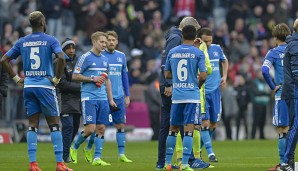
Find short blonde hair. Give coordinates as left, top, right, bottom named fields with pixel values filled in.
left=29, top=11, right=44, bottom=28
left=179, top=17, right=201, bottom=31
left=91, top=31, right=108, bottom=42
left=106, top=30, right=118, bottom=39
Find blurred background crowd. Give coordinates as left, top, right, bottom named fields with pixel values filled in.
left=0, top=0, right=298, bottom=141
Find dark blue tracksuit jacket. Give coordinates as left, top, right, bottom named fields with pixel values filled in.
left=157, top=27, right=182, bottom=166
left=159, top=27, right=182, bottom=86
left=281, top=32, right=298, bottom=164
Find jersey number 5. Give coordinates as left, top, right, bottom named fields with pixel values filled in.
left=177, top=59, right=188, bottom=81
left=30, top=47, right=41, bottom=69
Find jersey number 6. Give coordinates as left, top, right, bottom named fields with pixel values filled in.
left=177, top=59, right=188, bottom=81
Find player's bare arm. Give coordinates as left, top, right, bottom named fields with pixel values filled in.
left=0, top=54, right=24, bottom=86
left=220, top=59, right=229, bottom=87
left=164, top=70, right=172, bottom=79
left=51, top=52, right=66, bottom=86
left=199, top=72, right=207, bottom=89
left=105, top=78, right=117, bottom=107
left=124, top=96, right=130, bottom=108
left=54, top=52, right=66, bottom=79
left=72, top=73, right=105, bottom=83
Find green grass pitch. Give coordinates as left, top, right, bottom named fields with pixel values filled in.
left=0, top=140, right=294, bottom=171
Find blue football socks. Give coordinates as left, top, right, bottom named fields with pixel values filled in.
left=165, top=132, right=177, bottom=165
left=117, top=129, right=126, bottom=156
left=94, top=135, right=104, bottom=159
left=27, top=127, right=38, bottom=162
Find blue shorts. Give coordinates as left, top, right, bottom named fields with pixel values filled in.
left=203, top=87, right=222, bottom=122
left=272, top=99, right=289, bottom=127
left=24, top=87, right=59, bottom=117
left=111, top=97, right=126, bottom=124
left=82, top=100, right=111, bottom=125
left=170, top=103, right=201, bottom=126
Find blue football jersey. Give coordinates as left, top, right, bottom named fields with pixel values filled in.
left=5, top=32, right=62, bottom=88
left=73, top=51, right=109, bottom=100
left=205, top=44, right=226, bottom=93
left=263, top=44, right=287, bottom=99
left=165, top=44, right=206, bottom=103
left=102, top=50, right=127, bottom=99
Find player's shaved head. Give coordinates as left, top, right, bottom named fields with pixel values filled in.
left=293, top=18, right=298, bottom=32
left=179, top=17, right=201, bottom=31
left=29, top=11, right=45, bottom=28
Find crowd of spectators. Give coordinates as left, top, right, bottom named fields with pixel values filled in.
left=1, top=0, right=298, bottom=139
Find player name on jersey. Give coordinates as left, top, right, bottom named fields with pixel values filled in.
left=109, top=71, right=121, bottom=76
left=173, top=83, right=195, bottom=88
left=23, top=41, right=47, bottom=47
left=171, top=53, right=195, bottom=58
left=26, top=71, right=47, bottom=76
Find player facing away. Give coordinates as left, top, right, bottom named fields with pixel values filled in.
left=261, top=23, right=291, bottom=171
left=163, top=25, right=207, bottom=171
left=198, top=27, right=228, bottom=162
left=70, top=31, right=117, bottom=166
left=84, top=30, right=132, bottom=163
left=174, top=40, right=213, bottom=168
left=0, top=11, right=72, bottom=171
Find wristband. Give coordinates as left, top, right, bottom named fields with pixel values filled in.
left=12, top=75, right=21, bottom=83
left=52, top=77, right=61, bottom=84
left=91, top=75, right=94, bottom=82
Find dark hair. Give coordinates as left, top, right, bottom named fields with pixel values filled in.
left=272, top=23, right=291, bottom=42
left=182, top=25, right=197, bottom=40
left=29, top=11, right=44, bottom=28
left=198, top=27, right=213, bottom=38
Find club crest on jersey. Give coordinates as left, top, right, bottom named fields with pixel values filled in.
left=213, top=51, right=219, bottom=57
left=117, top=57, right=122, bottom=63
left=103, top=61, right=107, bottom=66
left=75, top=67, right=81, bottom=73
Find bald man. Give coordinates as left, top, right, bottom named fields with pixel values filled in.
left=280, top=18, right=298, bottom=171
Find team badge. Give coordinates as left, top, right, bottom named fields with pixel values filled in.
left=75, top=67, right=81, bottom=73
left=213, top=51, right=219, bottom=57
left=103, top=61, right=107, bottom=66
left=117, top=57, right=122, bottom=63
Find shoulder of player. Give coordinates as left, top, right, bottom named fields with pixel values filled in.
left=265, top=48, right=280, bottom=59
left=114, top=50, right=125, bottom=56
left=42, top=33, right=60, bottom=43
left=209, top=44, right=222, bottom=49
left=77, top=51, right=92, bottom=62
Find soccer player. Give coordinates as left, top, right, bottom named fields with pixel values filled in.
left=156, top=16, right=209, bottom=170
left=84, top=30, right=132, bottom=163
left=199, top=27, right=229, bottom=162
left=262, top=23, right=291, bottom=171
left=0, top=11, right=72, bottom=171
left=69, top=31, right=117, bottom=166
left=175, top=40, right=213, bottom=165
left=163, top=25, right=207, bottom=171
left=280, top=18, right=298, bottom=171
left=57, top=38, right=81, bottom=163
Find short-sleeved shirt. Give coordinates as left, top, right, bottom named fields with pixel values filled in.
left=6, top=32, right=62, bottom=89
left=205, top=44, right=226, bottom=94
left=73, top=51, right=109, bottom=100
left=102, top=50, right=128, bottom=99
left=165, top=44, right=206, bottom=103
